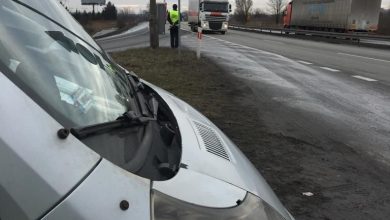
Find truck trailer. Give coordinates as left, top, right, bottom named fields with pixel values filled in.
left=188, top=0, right=231, bottom=34
left=283, top=0, right=382, bottom=32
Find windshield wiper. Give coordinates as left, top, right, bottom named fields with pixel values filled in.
left=116, top=66, right=147, bottom=114
left=66, top=111, right=155, bottom=139
left=117, top=67, right=158, bottom=119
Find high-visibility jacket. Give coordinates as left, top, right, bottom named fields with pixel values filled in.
left=169, top=10, right=179, bottom=25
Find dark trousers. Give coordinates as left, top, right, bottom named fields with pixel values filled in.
left=170, top=26, right=179, bottom=48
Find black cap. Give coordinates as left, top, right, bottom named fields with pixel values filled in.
left=173, top=4, right=177, bottom=10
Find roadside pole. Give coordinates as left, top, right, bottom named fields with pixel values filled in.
left=197, top=27, right=202, bottom=59
left=163, top=0, right=167, bottom=36
left=150, top=0, right=159, bottom=49
left=178, top=0, right=181, bottom=54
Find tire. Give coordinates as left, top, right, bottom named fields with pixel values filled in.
left=221, top=31, right=226, bottom=35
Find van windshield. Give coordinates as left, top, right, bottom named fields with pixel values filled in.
left=0, top=0, right=134, bottom=127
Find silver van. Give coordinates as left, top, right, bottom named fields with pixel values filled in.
left=0, top=1, right=294, bottom=219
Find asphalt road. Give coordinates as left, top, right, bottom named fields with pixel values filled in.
left=96, top=22, right=168, bottom=52
left=208, top=29, right=390, bottom=85
left=97, top=24, right=390, bottom=219
left=186, top=29, right=390, bottom=165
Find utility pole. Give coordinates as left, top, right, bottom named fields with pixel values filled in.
left=92, top=3, right=95, bottom=17
left=178, top=0, right=181, bottom=53
left=149, top=0, right=159, bottom=48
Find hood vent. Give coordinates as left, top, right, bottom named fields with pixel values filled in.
left=193, top=121, right=230, bottom=161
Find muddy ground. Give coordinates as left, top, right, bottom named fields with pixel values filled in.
left=112, top=48, right=390, bottom=220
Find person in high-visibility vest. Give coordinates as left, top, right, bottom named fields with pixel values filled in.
left=167, top=4, right=180, bottom=48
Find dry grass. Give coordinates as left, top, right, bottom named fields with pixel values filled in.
left=110, top=48, right=235, bottom=120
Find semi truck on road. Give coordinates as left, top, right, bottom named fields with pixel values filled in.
left=283, top=0, right=382, bottom=32
left=188, top=0, right=231, bottom=34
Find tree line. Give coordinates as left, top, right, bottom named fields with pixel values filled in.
left=234, top=0, right=286, bottom=25
left=71, top=1, right=118, bottom=22
left=58, top=1, right=148, bottom=35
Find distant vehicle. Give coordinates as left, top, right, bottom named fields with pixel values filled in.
left=283, top=0, right=382, bottom=32
left=188, top=0, right=232, bottom=34
left=0, top=0, right=294, bottom=220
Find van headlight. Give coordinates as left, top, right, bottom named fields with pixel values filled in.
left=152, top=190, right=289, bottom=220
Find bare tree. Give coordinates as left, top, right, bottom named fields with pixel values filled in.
left=120, top=7, right=135, bottom=16
left=235, top=0, right=253, bottom=23
left=267, top=0, right=287, bottom=24
left=252, top=8, right=265, bottom=16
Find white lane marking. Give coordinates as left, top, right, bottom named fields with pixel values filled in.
left=182, top=32, right=295, bottom=61
left=181, top=31, right=380, bottom=85
left=338, top=52, right=390, bottom=63
left=204, top=35, right=273, bottom=54
left=320, top=67, right=340, bottom=72
left=297, top=60, right=313, bottom=65
left=352, top=75, right=378, bottom=82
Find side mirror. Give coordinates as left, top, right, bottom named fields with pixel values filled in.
left=229, top=4, right=232, bottom=12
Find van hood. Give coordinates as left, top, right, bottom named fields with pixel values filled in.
left=145, top=82, right=292, bottom=220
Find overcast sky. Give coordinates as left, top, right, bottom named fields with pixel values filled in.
left=63, top=0, right=390, bottom=12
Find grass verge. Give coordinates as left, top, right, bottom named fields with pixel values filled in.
left=111, top=48, right=237, bottom=121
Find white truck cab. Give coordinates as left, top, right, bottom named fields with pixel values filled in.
left=188, top=0, right=232, bottom=34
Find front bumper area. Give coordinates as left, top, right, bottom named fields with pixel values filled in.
left=201, top=21, right=228, bottom=32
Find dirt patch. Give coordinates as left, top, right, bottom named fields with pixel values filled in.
left=111, top=48, right=390, bottom=220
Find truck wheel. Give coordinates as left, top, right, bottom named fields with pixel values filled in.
left=221, top=31, right=226, bottom=35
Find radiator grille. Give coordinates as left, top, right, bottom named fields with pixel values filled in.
left=205, top=15, right=227, bottom=22
left=208, top=22, right=223, bottom=30
left=193, top=121, right=230, bottom=161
